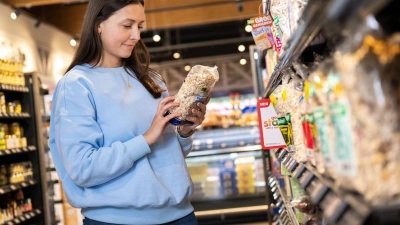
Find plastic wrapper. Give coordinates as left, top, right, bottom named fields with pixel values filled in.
left=270, top=69, right=307, bottom=162
left=332, top=16, right=400, bottom=205
left=306, top=60, right=336, bottom=177
left=270, top=0, right=291, bottom=53
left=289, top=0, right=308, bottom=33
left=167, top=65, right=219, bottom=126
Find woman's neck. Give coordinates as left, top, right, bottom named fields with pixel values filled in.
left=93, top=57, right=123, bottom=68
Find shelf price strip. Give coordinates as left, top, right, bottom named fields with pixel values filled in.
left=0, top=180, right=37, bottom=195
left=6, top=209, right=41, bottom=225
left=0, top=146, right=36, bottom=156
left=0, top=84, right=29, bottom=92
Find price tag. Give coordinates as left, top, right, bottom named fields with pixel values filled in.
left=21, top=182, right=28, bottom=187
left=29, top=180, right=35, bottom=185
left=5, top=150, right=10, bottom=154
left=29, top=212, right=35, bottom=217
left=14, top=218, right=20, bottom=223
left=22, top=148, right=28, bottom=152
left=10, top=185, right=16, bottom=190
left=15, top=149, right=21, bottom=153
left=25, top=214, right=31, bottom=219
left=0, top=188, right=4, bottom=194
left=0, top=151, right=3, bottom=156
left=11, top=149, right=16, bottom=153
left=7, top=221, right=13, bottom=225
left=20, top=217, right=25, bottom=221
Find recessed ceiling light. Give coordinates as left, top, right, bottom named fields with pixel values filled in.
left=240, top=58, right=247, bottom=65
left=70, top=39, right=77, bottom=47
left=184, top=65, right=191, bottom=71
left=173, top=52, right=180, bottom=59
left=153, top=34, right=161, bottom=42
left=238, top=45, right=245, bottom=52
left=245, top=25, right=252, bottom=32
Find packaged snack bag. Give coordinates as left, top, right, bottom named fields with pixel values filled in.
left=166, top=65, right=219, bottom=126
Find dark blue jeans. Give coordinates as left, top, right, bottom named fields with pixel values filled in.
left=83, top=212, right=198, bottom=225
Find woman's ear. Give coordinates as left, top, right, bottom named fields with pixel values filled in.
left=98, top=22, right=103, bottom=34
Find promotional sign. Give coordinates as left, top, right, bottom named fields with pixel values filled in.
left=257, top=98, right=286, bottom=150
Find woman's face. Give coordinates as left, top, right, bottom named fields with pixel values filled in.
left=98, top=4, right=145, bottom=67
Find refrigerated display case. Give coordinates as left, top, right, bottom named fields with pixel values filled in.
left=186, top=126, right=270, bottom=225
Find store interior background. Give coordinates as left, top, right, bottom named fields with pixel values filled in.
left=0, top=0, right=270, bottom=225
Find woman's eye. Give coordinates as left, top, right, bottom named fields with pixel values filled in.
left=138, top=26, right=144, bottom=30
left=123, top=25, right=131, bottom=28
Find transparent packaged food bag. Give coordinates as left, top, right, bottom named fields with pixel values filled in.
left=332, top=16, right=400, bottom=205
left=166, top=65, right=219, bottom=126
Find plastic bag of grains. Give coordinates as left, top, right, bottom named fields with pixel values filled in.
left=166, top=65, right=219, bottom=126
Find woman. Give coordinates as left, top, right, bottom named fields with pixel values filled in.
left=49, top=0, right=207, bottom=224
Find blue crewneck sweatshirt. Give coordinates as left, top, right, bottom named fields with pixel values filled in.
left=49, top=64, right=194, bottom=224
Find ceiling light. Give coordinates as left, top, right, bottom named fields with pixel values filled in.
left=173, top=52, right=180, bottom=59
left=245, top=25, right=252, bottom=32
left=238, top=45, right=245, bottom=52
left=11, top=10, right=20, bottom=20
left=184, top=65, right=191, bottom=72
left=70, top=39, right=77, bottom=47
left=253, top=52, right=259, bottom=60
left=153, top=34, right=161, bottom=42
left=240, top=58, right=247, bottom=65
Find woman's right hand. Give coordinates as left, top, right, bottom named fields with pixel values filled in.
left=143, top=96, right=181, bottom=145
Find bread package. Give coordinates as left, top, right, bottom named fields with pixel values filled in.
left=167, top=65, right=219, bottom=126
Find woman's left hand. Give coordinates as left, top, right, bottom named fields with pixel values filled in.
left=179, top=95, right=210, bottom=135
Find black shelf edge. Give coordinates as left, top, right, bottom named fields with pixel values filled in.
left=0, top=179, right=37, bottom=196
left=5, top=209, right=42, bottom=225
left=268, top=175, right=299, bottom=225
left=0, top=113, right=31, bottom=119
left=0, top=145, right=37, bottom=157
left=273, top=149, right=371, bottom=225
left=0, top=84, right=29, bottom=93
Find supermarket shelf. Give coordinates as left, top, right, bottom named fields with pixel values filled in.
left=188, top=145, right=262, bottom=157
left=275, top=149, right=371, bottom=225
left=262, top=0, right=392, bottom=98
left=5, top=209, right=42, bottom=225
left=268, top=176, right=299, bottom=225
left=0, top=84, right=29, bottom=93
left=0, top=112, right=31, bottom=119
left=194, top=205, right=268, bottom=217
left=0, top=179, right=37, bottom=195
left=0, top=145, right=37, bottom=156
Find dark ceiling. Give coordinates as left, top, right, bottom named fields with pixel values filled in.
left=141, top=19, right=254, bottom=62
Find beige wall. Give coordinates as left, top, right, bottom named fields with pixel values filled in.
left=0, top=2, right=76, bottom=92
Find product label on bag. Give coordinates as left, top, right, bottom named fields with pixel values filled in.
left=257, top=99, right=286, bottom=149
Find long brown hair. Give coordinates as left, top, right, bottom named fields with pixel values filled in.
left=66, top=0, right=164, bottom=98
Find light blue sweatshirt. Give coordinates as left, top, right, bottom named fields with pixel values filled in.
left=49, top=64, right=194, bottom=224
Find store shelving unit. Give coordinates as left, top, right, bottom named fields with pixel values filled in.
left=272, top=148, right=400, bottom=225
left=0, top=72, right=51, bottom=225
left=262, top=0, right=392, bottom=98
left=255, top=0, right=399, bottom=224
left=187, top=126, right=270, bottom=225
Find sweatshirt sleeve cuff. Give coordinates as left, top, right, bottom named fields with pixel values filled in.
left=176, top=129, right=193, bottom=154
left=123, top=135, right=151, bottom=163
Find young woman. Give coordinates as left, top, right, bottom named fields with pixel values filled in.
left=49, top=0, right=207, bottom=224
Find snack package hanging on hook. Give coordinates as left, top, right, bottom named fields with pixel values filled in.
left=165, top=65, right=219, bottom=126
